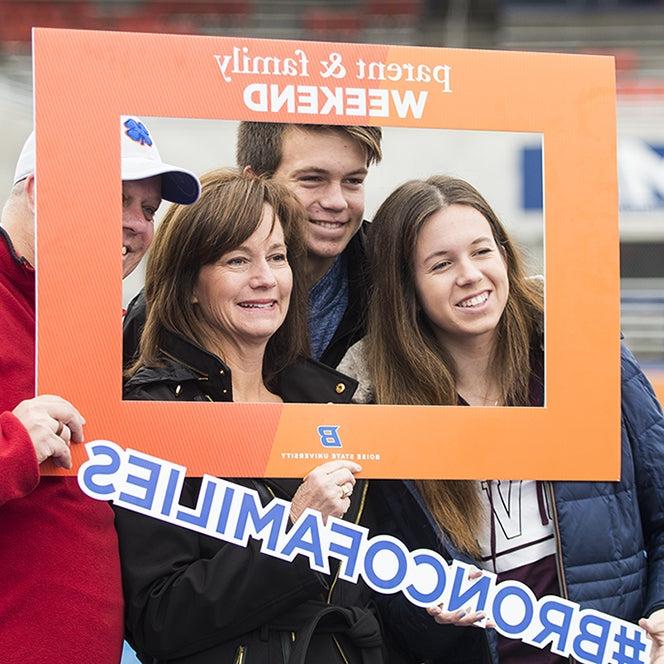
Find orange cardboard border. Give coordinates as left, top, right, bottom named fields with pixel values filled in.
left=35, top=28, right=620, bottom=479
left=650, top=374, right=664, bottom=405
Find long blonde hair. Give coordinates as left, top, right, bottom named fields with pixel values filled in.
left=366, top=176, right=543, bottom=555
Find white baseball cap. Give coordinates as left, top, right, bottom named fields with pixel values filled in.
left=13, top=131, right=35, bottom=186
left=120, top=115, right=200, bottom=204
left=13, top=117, right=201, bottom=205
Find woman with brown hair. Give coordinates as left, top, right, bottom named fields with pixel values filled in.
left=339, top=175, right=664, bottom=663
left=115, top=169, right=399, bottom=664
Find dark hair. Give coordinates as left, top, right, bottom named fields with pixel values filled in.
left=132, top=168, right=309, bottom=387
left=366, top=175, right=544, bottom=555
left=236, top=122, right=383, bottom=175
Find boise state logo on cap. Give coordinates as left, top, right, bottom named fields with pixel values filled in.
left=120, top=115, right=201, bottom=205
left=124, top=118, right=153, bottom=147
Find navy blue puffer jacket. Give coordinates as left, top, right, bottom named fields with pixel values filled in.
left=375, top=343, right=664, bottom=663
left=552, top=343, right=664, bottom=621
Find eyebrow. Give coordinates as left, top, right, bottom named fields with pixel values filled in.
left=292, top=166, right=368, bottom=177
left=423, top=236, right=493, bottom=263
left=123, top=192, right=160, bottom=205
left=232, top=241, right=286, bottom=253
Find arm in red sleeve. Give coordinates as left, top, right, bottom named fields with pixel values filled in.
left=0, top=411, right=39, bottom=505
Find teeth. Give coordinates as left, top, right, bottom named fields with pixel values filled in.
left=458, top=292, right=489, bottom=308
left=122, top=246, right=128, bottom=256
left=239, top=302, right=274, bottom=309
left=313, top=221, right=343, bottom=229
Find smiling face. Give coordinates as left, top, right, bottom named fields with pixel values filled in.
left=194, top=203, right=293, bottom=354
left=413, top=204, right=509, bottom=348
left=122, top=176, right=161, bottom=278
left=272, top=128, right=367, bottom=282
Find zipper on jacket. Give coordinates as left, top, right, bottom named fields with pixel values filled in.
left=545, top=482, right=569, bottom=600
left=332, top=634, right=351, bottom=664
left=546, top=483, right=575, bottom=664
left=325, top=481, right=369, bottom=664
left=326, top=481, right=369, bottom=603
left=233, top=644, right=246, bottom=664
left=280, top=631, right=295, bottom=662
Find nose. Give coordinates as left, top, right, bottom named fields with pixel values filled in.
left=123, top=204, right=151, bottom=236
left=318, top=181, right=348, bottom=212
left=455, top=257, right=482, bottom=286
left=249, top=258, right=277, bottom=289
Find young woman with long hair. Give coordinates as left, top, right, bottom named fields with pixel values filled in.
left=339, top=175, right=664, bottom=663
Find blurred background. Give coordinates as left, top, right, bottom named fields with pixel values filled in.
left=2, top=1, right=663, bottom=386
left=0, top=3, right=661, bottom=661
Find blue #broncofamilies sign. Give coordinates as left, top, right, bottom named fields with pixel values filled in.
left=79, top=443, right=651, bottom=664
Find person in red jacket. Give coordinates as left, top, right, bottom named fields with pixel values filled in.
left=0, top=118, right=200, bottom=664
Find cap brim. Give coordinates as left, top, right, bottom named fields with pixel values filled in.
left=122, top=157, right=201, bottom=205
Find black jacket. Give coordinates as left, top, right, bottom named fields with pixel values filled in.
left=115, top=331, right=410, bottom=664
left=122, top=223, right=370, bottom=371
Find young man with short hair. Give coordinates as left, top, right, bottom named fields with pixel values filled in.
left=238, top=122, right=382, bottom=366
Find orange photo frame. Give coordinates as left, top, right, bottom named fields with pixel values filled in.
left=35, top=28, right=620, bottom=479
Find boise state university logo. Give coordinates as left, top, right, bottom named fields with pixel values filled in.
left=124, top=118, right=153, bottom=146
left=317, top=425, right=342, bottom=448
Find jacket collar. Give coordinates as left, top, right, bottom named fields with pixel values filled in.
left=125, top=330, right=233, bottom=401
left=160, top=330, right=234, bottom=401
left=126, top=329, right=358, bottom=405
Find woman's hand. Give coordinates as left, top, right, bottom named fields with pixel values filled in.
left=427, top=605, right=488, bottom=627
left=290, top=460, right=362, bottom=524
left=426, top=567, right=492, bottom=628
left=639, top=609, right=664, bottom=664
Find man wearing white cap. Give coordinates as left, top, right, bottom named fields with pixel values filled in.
left=0, top=116, right=199, bottom=663
left=120, top=115, right=200, bottom=277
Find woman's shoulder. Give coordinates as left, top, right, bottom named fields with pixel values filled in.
left=620, top=341, right=664, bottom=436
left=123, top=360, right=201, bottom=401
left=277, top=357, right=359, bottom=404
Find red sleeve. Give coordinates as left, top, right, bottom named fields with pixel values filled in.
left=0, top=411, right=39, bottom=505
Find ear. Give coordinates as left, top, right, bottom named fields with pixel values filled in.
left=24, top=174, right=36, bottom=214
left=243, top=165, right=255, bottom=176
